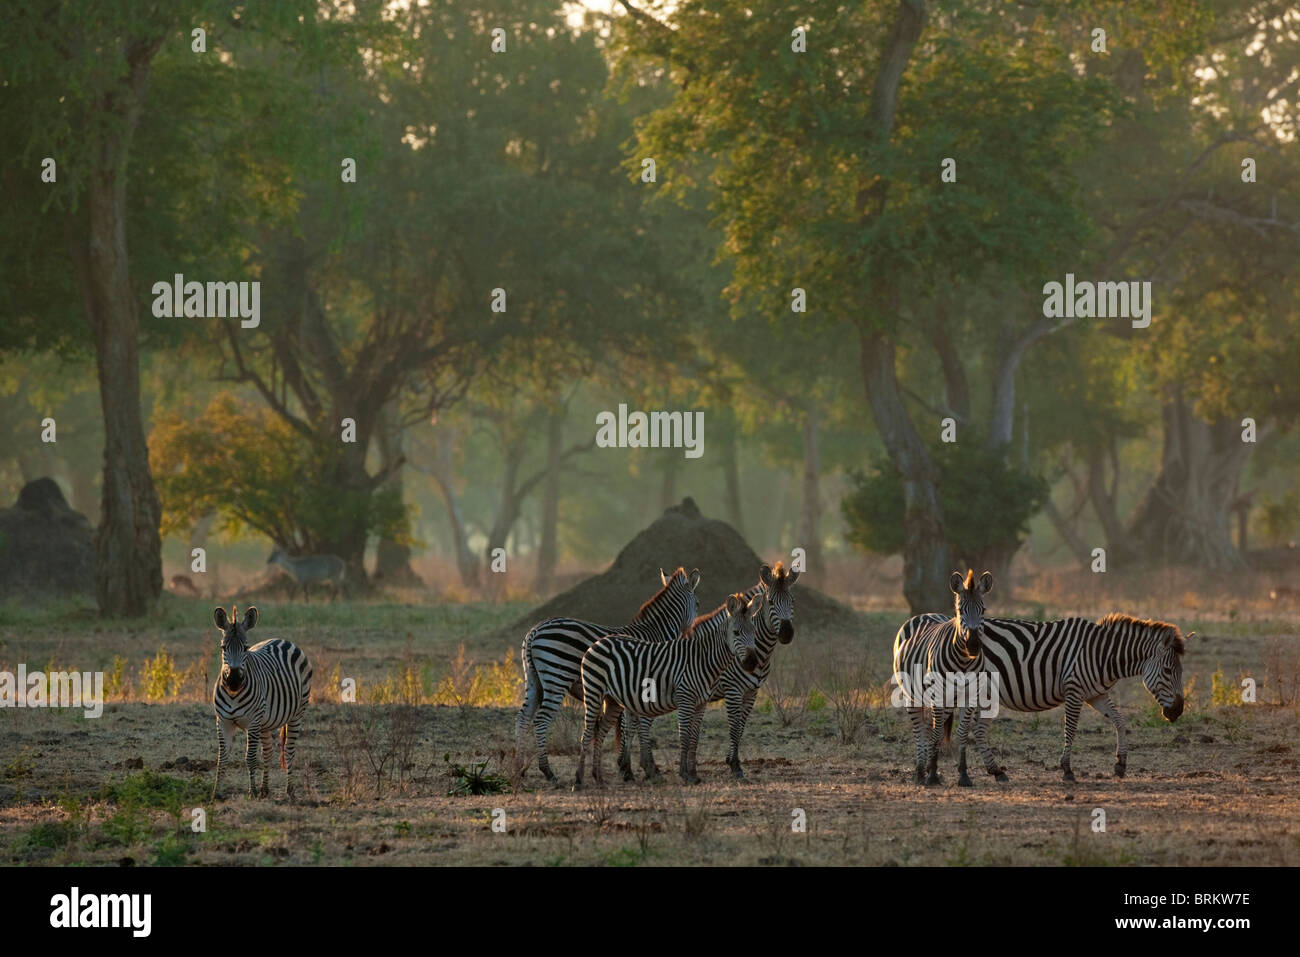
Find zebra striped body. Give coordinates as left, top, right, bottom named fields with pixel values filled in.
left=575, top=591, right=764, bottom=787
left=892, top=570, right=999, bottom=786
left=617, top=562, right=799, bottom=781
left=515, top=567, right=701, bottom=782
left=210, top=606, right=312, bottom=800
left=957, top=612, right=1188, bottom=781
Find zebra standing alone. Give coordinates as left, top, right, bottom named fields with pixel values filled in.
left=617, top=561, right=799, bottom=781
left=211, top=606, right=313, bottom=800
left=955, top=612, right=1189, bottom=782
left=515, top=567, right=701, bottom=782
left=575, top=591, right=764, bottom=788
left=892, top=570, right=1000, bottom=786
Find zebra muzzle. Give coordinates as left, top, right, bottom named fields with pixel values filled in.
left=741, top=650, right=759, bottom=673
left=1163, top=694, right=1184, bottom=721
left=777, top=620, right=794, bottom=644
left=223, top=667, right=246, bottom=692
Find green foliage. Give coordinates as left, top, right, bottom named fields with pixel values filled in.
left=150, top=392, right=408, bottom=553
left=444, top=755, right=512, bottom=797
left=843, top=441, right=1049, bottom=563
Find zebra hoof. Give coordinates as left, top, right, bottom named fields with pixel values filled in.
left=925, top=773, right=941, bottom=787
left=1062, top=770, right=1076, bottom=783
left=957, top=774, right=973, bottom=788
left=994, top=771, right=1010, bottom=783
left=732, top=767, right=745, bottom=780
left=1113, top=763, right=1126, bottom=778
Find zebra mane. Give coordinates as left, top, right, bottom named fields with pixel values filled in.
left=632, top=567, right=686, bottom=623
left=1096, top=612, right=1186, bottom=655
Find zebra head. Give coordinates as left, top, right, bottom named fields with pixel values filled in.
left=651, top=566, right=702, bottom=632
left=759, top=561, right=799, bottom=643
left=725, top=591, right=764, bottom=673
left=948, top=569, right=992, bottom=658
left=1142, top=625, right=1188, bottom=722
left=213, top=605, right=259, bottom=694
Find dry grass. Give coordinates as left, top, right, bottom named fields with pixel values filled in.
left=1, top=585, right=1298, bottom=866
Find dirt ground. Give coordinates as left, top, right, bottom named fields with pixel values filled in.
left=2, top=593, right=1298, bottom=866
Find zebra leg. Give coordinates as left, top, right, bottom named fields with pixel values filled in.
left=245, top=726, right=262, bottom=798
left=212, top=717, right=234, bottom=801
left=1087, top=692, right=1129, bottom=778
left=925, top=710, right=946, bottom=786
left=677, top=703, right=703, bottom=784
left=972, top=712, right=1008, bottom=781
left=514, top=661, right=541, bottom=758
left=1059, top=690, right=1084, bottom=782
left=533, top=683, right=566, bottom=784
left=283, top=716, right=302, bottom=799
left=954, top=708, right=974, bottom=788
left=906, top=706, right=928, bottom=784
left=258, top=728, right=273, bottom=797
left=591, top=697, right=621, bottom=789
left=616, top=710, right=634, bottom=782
left=637, top=716, right=659, bottom=781
left=724, top=688, right=758, bottom=779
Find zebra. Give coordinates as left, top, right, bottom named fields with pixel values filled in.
left=574, top=591, right=764, bottom=788
left=891, top=570, right=999, bottom=786
left=616, top=561, right=799, bottom=781
left=955, top=612, right=1189, bottom=782
left=210, top=605, right=313, bottom=801
left=514, top=567, right=701, bottom=782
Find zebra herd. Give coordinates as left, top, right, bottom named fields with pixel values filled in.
left=201, top=561, right=1190, bottom=800
left=893, top=570, right=1190, bottom=788
left=514, top=562, right=800, bottom=789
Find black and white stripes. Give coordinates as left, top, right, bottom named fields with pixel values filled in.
left=211, top=605, right=312, bottom=800
left=514, top=567, right=701, bottom=782
left=575, top=591, right=764, bottom=787
left=958, top=612, right=1189, bottom=782
left=892, top=570, right=999, bottom=786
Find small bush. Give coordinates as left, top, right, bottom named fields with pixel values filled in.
left=444, top=754, right=511, bottom=796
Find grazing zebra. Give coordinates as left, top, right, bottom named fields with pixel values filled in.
left=514, top=567, right=701, bottom=782
left=956, top=612, right=1189, bottom=782
left=617, top=561, right=799, bottom=781
left=892, top=570, right=1000, bottom=786
left=575, top=591, right=764, bottom=788
left=210, top=606, right=313, bottom=801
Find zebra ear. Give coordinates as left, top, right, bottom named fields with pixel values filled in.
left=979, top=571, right=993, bottom=594
left=785, top=568, right=799, bottom=586
left=660, top=568, right=669, bottom=587
left=213, top=607, right=228, bottom=630
left=689, top=568, right=702, bottom=591
left=949, top=571, right=963, bottom=593
left=726, top=594, right=742, bottom=615
left=243, top=606, right=258, bottom=630
left=748, top=591, right=765, bottom=615
left=759, top=564, right=773, bottom=586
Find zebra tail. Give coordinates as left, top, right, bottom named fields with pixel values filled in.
left=280, top=726, right=288, bottom=771
left=942, top=712, right=953, bottom=744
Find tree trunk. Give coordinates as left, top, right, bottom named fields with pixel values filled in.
left=721, top=425, right=745, bottom=537
left=1126, top=392, right=1251, bottom=569
left=485, top=437, right=526, bottom=597
left=859, top=328, right=950, bottom=613
left=429, top=427, right=479, bottom=589
left=374, top=404, right=421, bottom=587
left=1042, top=498, right=1093, bottom=570
left=80, top=130, right=162, bottom=617
left=798, top=404, right=824, bottom=573
left=535, top=407, right=563, bottom=595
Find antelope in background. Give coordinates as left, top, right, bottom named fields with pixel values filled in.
left=267, top=547, right=346, bottom=602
